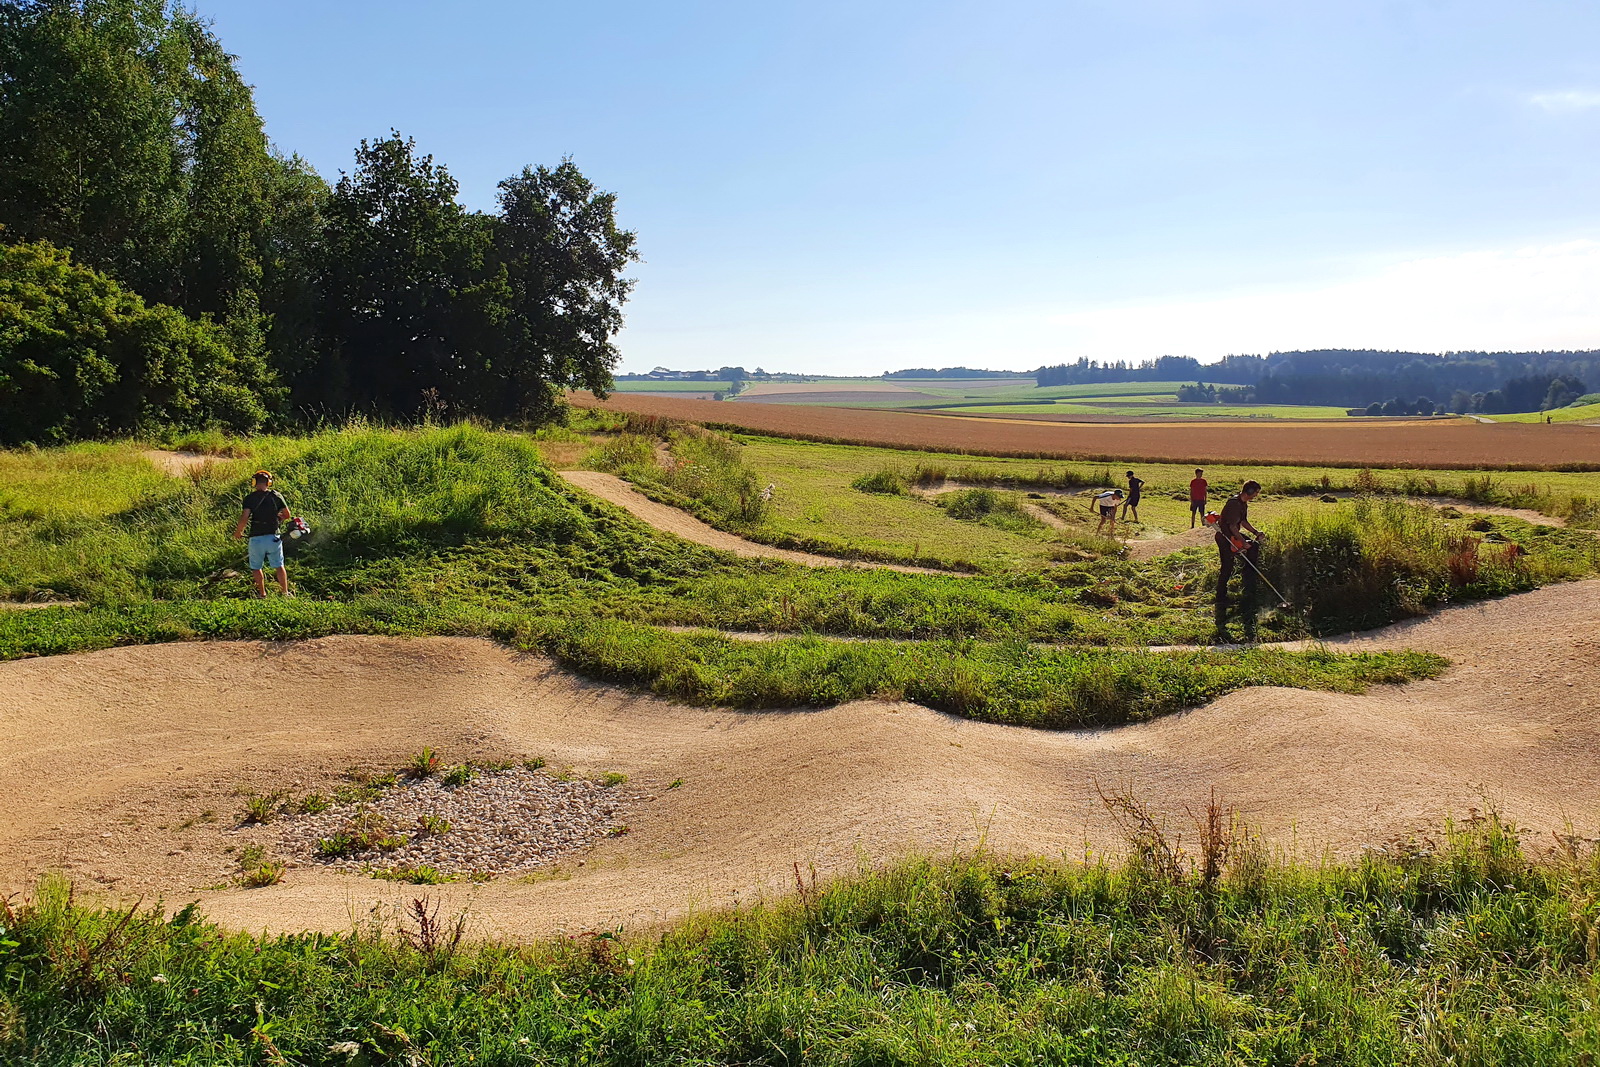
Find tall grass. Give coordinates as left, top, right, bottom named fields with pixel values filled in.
left=593, top=426, right=773, bottom=526
left=4, top=810, right=1597, bottom=1064
left=935, top=487, right=1044, bottom=534
left=1265, top=497, right=1595, bottom=628
left=852, top=460, right=1102, bottom=493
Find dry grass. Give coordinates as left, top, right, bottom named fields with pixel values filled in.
left=571, top=392, right=1600, bottom=470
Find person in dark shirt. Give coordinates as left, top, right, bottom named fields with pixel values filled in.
left=1121, top=470, right=1144, bottom=522
left=231, top=470, right=294, bottom=598
left=1214, top=480, right=1263, bottom=638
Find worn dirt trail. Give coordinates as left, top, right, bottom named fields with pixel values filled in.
left=141, top=449, right=219, bottom=476
left=2, top=580, right=1597, bottom=939
left=559, top=469, right=950, bottom=575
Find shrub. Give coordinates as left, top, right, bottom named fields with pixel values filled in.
left=596, top=425, right=773, bottom=526
left=851, top=467, right=908, bottom=495
left=0, top=242, right=271, bottom=444
left=937, top=488, right=1043, bottom=534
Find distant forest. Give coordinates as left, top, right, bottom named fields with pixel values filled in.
left=1036, top=351, right=1599, bottom=414
left=0, top=0, right=637, bottom=444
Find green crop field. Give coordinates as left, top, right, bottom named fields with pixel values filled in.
left=1486, top=401, right=1600, bottom=424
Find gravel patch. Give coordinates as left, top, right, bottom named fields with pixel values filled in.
left=263, top=767, right=631, bottom=878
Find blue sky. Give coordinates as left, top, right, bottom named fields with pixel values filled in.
left=203, top=0, right=1600, bottom=374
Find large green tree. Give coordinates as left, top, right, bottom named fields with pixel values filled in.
left=0, top=240, right=270, bottom=443
left=317, top=133, right=487, bottom=416
left=479, top=161, right=638, bottom=419
left=0, top=1, right=279, bottom=327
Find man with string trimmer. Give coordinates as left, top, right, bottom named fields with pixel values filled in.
left=1213, top=479, right=1265, bottom=640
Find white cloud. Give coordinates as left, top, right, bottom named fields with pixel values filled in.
left=1528, top=90, right=1600, bottom=112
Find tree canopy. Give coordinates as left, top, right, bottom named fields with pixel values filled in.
left=0, top=0, right=638, bottom=439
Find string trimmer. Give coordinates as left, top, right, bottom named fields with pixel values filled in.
left=1233, top=536, right=1291, bottom=610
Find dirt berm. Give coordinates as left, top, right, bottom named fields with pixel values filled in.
left=2, top=581, right=1596, bottom=940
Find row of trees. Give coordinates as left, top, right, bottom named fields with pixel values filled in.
left=1350, top=375, right=1591, bottom=418
left=0, top=0, right=636, bottom=443
left=1175, top=382, right=1254, bottom=404
left=1036, top=351, right=1600, bottom=414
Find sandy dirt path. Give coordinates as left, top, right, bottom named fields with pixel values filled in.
left=559, top=469, right=950, bottom=575
left=3, top=580, right=1597, bottom=939
left=141, top=449, right=220, bottom=476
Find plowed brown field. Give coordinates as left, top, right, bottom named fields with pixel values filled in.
left=573, top=392, right=1600, bottom=468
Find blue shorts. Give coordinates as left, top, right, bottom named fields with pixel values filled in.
left=248, top=534, right=284, bottom=571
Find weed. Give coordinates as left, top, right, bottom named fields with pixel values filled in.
left=667, top=778, right=684, bottom=789
left=396, top=896, right=467, bottom=966
left=239, top=793, right=283, bottom=825
left=407, top=747, right=441, bottom=778
left=236, top=845, right=285, bottom=888
left=606, top=824, right=630, bottom=837
left=371, top=865, right=455, bottom=885
left=295, top=793, right=332, bottom=815
left=416, top=814, right=452, bottom=836
left=599, top=771, right=628, bottom=788
left=850, top=467, right=908, bottom=495
left=317, top=807, right=406, bottom=857
left=441, top=764, right=477, bottom=788
left=523, top=756, right=547, bottom=771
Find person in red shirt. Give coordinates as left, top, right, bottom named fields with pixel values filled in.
left=1188, top=468, right=1208, bottom=528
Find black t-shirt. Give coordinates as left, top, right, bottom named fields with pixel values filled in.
left=1218, top=495, right=1248, bottom=538
left=1126, top=475, right=1144, bottom=500
left=242, top=490, right=288, bottom=537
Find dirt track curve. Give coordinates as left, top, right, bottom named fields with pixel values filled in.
left=559, top=469, right=948, bottom=574
left=2, top=580, right=1598, bottom=939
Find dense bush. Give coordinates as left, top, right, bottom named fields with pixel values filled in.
left=0, top=242, right=271, bottom=444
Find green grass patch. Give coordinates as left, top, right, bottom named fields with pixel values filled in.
left=4, top=811, right=1598, bottom=1063
left=1486, top=401, right=1600, bottom=424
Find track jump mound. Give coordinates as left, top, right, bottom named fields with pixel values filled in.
left=2, top=580, right=1598, bottom=938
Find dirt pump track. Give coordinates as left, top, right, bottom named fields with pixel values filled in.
left=573, top=392, right=1600, bottom=468
left=2, top=580, right=1598, bottom=940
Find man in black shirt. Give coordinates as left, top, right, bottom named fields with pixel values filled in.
left=231, top=470, right=294, bottom=598
left=1214, top=480, right=1263, bottom=638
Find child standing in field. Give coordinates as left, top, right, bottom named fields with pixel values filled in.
left=232, top=470, right=294, bottom=598
left=1189, top=468, right=1209, bottom=528
left=1090, top=487, right=1124, bottom=537
left=1121, top=470, right=1144, bottom=522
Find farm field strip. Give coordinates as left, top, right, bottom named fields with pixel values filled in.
left=572, top=391, right=1600, bottom=468
left=940, top=401, right=1355, bottom=419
